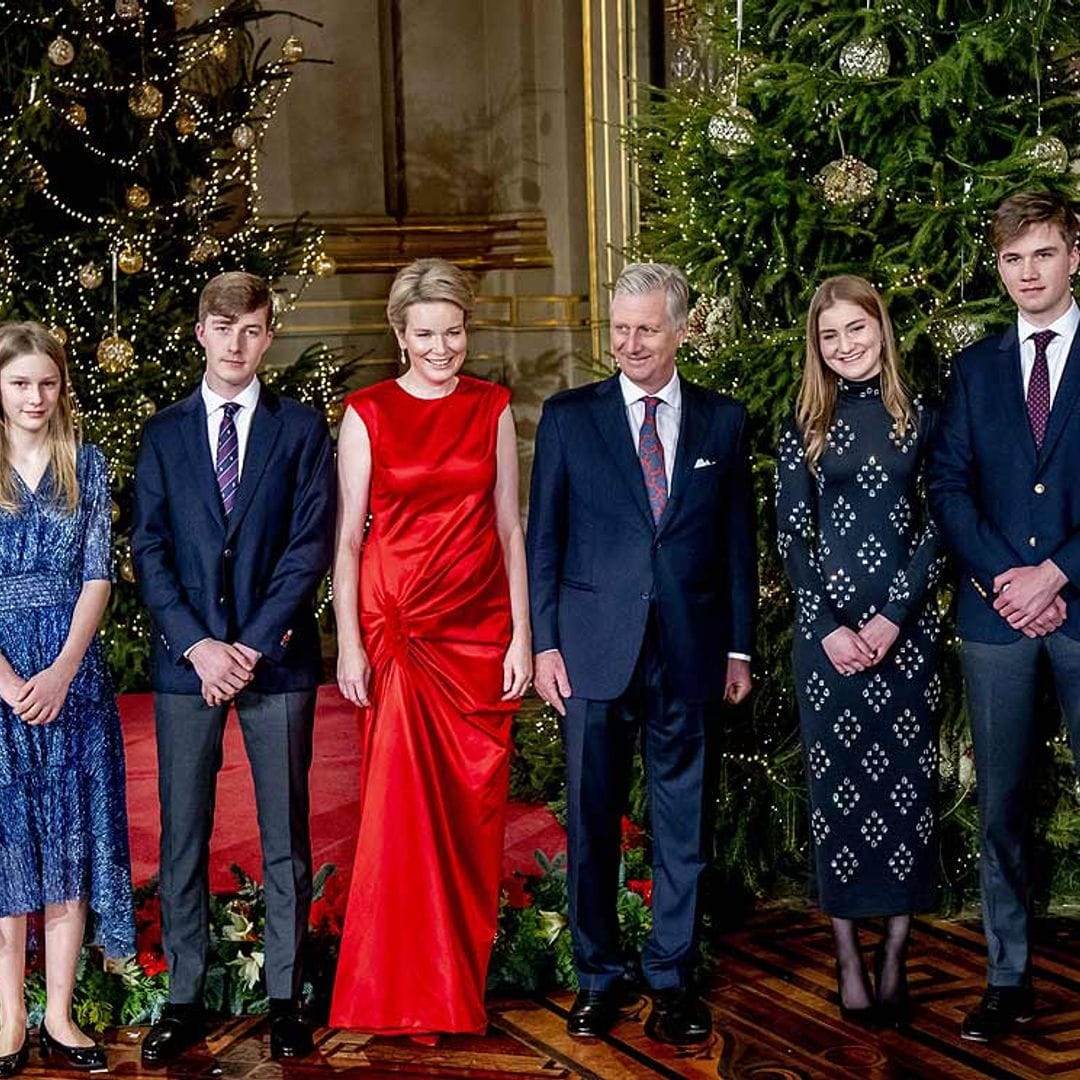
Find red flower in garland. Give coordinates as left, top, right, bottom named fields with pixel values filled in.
left=627, top=879, right=653, bottom=907
left=621, top=816, right=644, bottom=852
left=135, top=895, right=162, bottom=953
left=138, top=950, right=168, bottom=978
left=500, top=874, right=533, bottom=909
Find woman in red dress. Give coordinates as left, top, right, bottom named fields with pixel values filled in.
left=330, top=258, right=532, bottom=1038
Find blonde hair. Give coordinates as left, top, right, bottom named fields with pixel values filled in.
left=386, top=258, right=475, bottom=333
left=796, top=276, right=913, bottom=471
left=0, top=322, right=80, bottom=514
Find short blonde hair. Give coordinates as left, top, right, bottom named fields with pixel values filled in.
left=613, top=263, right=689, bottom=330
left=386, top=258, right=475, bottom=332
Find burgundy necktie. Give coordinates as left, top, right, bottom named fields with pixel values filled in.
left=638, top=396, right=668, bottom=523
left=216, top=402, right=240, bottom=514
left=1027, top=329, right=1055, bottom=450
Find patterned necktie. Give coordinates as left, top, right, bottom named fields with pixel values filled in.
left=1027, top=329, right=1056, bottom=450
left=216, top=401, right=240, bottom=514
left=638, top=396, right=668, bottom=523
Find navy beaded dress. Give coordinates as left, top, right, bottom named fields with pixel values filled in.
left=776, top=376, right=943, bottom=918
left=0, top=444, right=133, bottom=956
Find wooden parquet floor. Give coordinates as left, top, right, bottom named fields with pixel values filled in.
left=19, top=906, right=1080, bottom=1079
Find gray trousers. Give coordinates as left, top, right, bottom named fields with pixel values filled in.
left=154, top=688, right=316, bottom=1003
left=962, top=633, right=1080, bottom=987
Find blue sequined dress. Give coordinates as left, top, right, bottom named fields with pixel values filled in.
left=0, top=444, right=133, bottom=956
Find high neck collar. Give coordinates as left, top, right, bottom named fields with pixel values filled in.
left=837, top=373, right=882, bottom=399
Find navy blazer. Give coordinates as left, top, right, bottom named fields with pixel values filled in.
left=132, top=384, right=335, bottom=694
left=928, top=324, right=1080, bottom=644
left=526, top=373, right=756, bottom=703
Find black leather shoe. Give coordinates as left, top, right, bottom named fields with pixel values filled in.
left=644, top=988, right=711, bottom=1045
left=39, top=1024, right=107, bottom=1072
left=873, top=943, right=911, bottom=1029
left=141, top=1003, right=205, bottom=1065
left=0, top=1037, right=28, bottom=1078
left=960, top=986, right=1034, bottom=1042
left=268, top=1001, right=313, bottom=1060
left=567, top=990, right=619, bottom=1038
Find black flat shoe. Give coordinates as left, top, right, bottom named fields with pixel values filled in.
left=39, top=1024, right=107, bottom=1072
left=567, top=990, right=618, bottom=1038
left=873, top=942, right=912, bottom=1028
left=268, top=1010, right=313, bottom=1060
left=0, top=1038, right=28, bottom=1079
left=644, top=988, right=711, bottom=1045
left=140, top=1004, right=205, bottom=1065
left=835, top=963, right=877, bottom=1028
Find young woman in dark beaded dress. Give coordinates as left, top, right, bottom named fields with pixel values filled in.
left=776, top=277, right=942, bottom=1026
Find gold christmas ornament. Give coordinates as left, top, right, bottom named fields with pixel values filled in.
left=115, top=0, right=141, bottom=18
left=325, top=400, right=344, bottom=426
left=189, top=234, right=222, bottom=263
left=128, top=81, right=164, bottom=119
left=97, top=334, right=135, bottom=373
left=175, top=110, right=197, bottom=136
left=126, top=184, right=151, bottom=210
left=281, top=34, right=305, bottom=63
left=64, top=101, right=88, bottom=127
left=118, top=245, right=144, bottom=274
left=48, top=325, right=68, bottom=346
left=838, top=36, right=891, bottom=80
left=1024, top=133, right=1069, bottom=174
left=231, top=122, right=256, bottom=150
left=119, top=556, right=136, bottom=583
left=24, top=160, right=47, bottom=192
left=312, top=251, right=337, bottom=278
left=816, top=154, right=878, bottom=207
left=47, top=36, right=75, bottom=66
left=210, top=40, right=228, bottom=62
left=137, top=396, right=156, bottom=418
left=78, top=262, right=104, bottom=289
left=707, top=105, right=755, bottom=156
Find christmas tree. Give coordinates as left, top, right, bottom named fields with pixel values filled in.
left=631, top=0, right=1080, bottom=908
left=0, top=0, right=348, bottom=688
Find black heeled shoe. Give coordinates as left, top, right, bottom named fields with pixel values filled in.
left=0, top=1037, right=28, bottom=1079
left=835, top=963, right=877, bottom=1028
left=873, top=942, right=912, bottom=1028
left=39, top=1023, right=107, bottom=1072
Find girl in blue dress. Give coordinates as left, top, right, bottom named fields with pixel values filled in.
left=0, top=322, right=133, bottom=1076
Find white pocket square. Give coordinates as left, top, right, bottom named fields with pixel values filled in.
left=693, top=457, right=716, bottom=469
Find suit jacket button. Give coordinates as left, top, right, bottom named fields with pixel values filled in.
left=1028, top=536, right=1037, bottom=548
left=224, top=547, right=233, bottom=557
left=1034, top=483, right=1046, bottom=495
left=218, top=595, right=226, bottom=604
left=640, top=591, right=650, bottom=600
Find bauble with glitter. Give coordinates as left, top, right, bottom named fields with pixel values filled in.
left=128, top=81, right=164, bottom=119
left=64, top=101, right=87, bottom=127
left=97, top=334, right=135, bottom=374
left=707, top=105, right=755, bottom=156
left=189, top=234, right=222, bottom=264
left=115, top=0, right=141, bottom=18
left=126, top=184, right=151, bottom=210
left=231, top=123, right=256, bottom=150
left=78, top=262, right=104, bottom=289
left=118, top=245, right=144, bottom=274
left=281, top=34, right=305, bottom=63
left=838, top=36, right=890, bottom=80
left=1024, top=133, right=1069, bottom=174
left=48, top=36, right=75, bottom=66
left=312, top=252, right=337, bottom=278
left=816, top=154, right=878, bottom=207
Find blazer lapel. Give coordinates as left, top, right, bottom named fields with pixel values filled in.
left=658, top=376, right=706, bottom=533
left=997, top=327, right=1036, bottom=466
left=178, top=389, right=227, bottom=528
left=226, top=387, right=282, bottom=538
left=590, top=374, right=654, bottom=529
left=1037, top=328, right=1080, bottom=465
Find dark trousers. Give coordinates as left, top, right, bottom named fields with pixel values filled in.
left=155, top=688, right=316, bottom=1003
left=561, top=617, right=713, bottom=992
left=962, top=633, right=1080, bottom=987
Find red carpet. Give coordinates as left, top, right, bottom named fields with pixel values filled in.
left=119, top=685, right=565, bottom=893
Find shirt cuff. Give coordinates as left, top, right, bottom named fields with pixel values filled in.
left=183, top=637, right=211, bottom=659
left=727, top=652, right=751, bottom=662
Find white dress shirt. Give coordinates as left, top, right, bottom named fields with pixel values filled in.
left=619, top=369, right=749, bottom=665
left=202, top=375, right=261, bottom=479
left=1018, top=301, right=1079, bottom=407
left=619, top=369, right=681, bottom=490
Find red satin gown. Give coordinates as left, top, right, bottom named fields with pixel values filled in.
left=330, top=375, right=519, bottom=1035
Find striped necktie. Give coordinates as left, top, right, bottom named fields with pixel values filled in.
left=216, top=401, right=240, bottom=514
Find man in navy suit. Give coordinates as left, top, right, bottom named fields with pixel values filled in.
left=527, top=263, right=755, bottom=1043
left=929, top=191, right=1080, bottom=1042
left=132, top=272, right=334, bottom=1063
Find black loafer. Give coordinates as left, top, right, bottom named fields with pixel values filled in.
left=268, top=1003, right=313, bottom=1060
left=140, top=1004, right=205, bottom=1065
left=39, top=1024, right=107, bottom=1072
left=645, top=988, right=711, bottom=1045
left=961, top=986, right=1034, bottom=1042
left=567, top=990, right=619, bottom=1038
left=0, top=1037, right=28, bottom=1078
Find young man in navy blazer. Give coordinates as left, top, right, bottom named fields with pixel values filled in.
left=132, top=272, right=334, bottom=1063
left=929, top=192, right=1080, bottom=1042
left=527, top=263, right=755, bottom=1044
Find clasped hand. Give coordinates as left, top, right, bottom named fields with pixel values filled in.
left=993, top=561, right=1068, bottom=636
left=822, top=614, right=900, bottom=676
left=190, top=639, right=260, bottom=707
left=4, top=661, right=74, bottom=725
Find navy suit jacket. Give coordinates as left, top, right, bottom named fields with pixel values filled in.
left=526, top=373, right=756, bottom=703
left=132, top=384, right=335, bottom=694
left=928, top=324, right=1080, bottom=644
